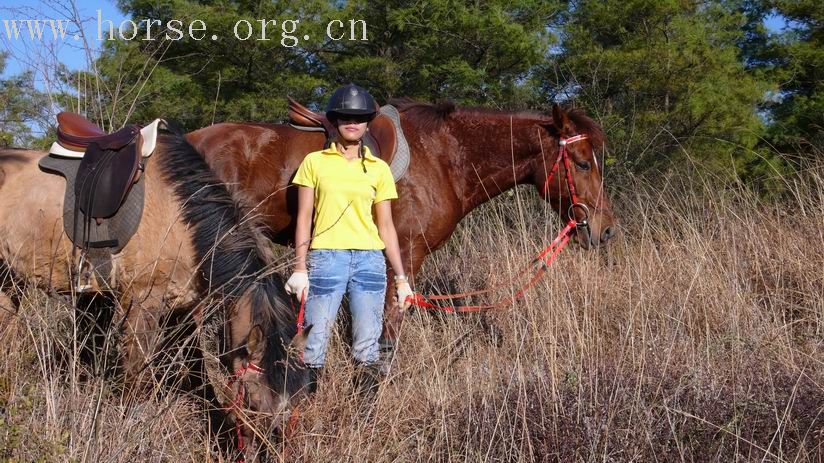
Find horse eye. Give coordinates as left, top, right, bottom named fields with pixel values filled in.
left=575, top=160, right=591, bottom=171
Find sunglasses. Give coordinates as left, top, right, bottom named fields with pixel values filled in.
left=335, top=114, right=372, bottom=124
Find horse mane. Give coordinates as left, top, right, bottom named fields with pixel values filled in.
left=243, top=278, right=302, bottom=391
left=388, top=97, right=606, bottom=149
left=154, top=125, right=294, bottom=375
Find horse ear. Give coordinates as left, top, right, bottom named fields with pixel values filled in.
left=552, top=104, right=574, bottom=137
left=289, top=325, right=313, bottom=354
left=246, top=325, right=265, bottom=361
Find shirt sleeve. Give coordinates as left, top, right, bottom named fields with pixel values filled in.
left=292, top=154, right=316, bottom=188
left=374, top=163, right=398, bottom=202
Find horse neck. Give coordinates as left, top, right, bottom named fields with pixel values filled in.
left=445, top=111, right=552, bottom=215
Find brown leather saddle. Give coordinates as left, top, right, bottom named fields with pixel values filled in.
left=57, top=112, right=143, bottom=219
left=37, top=112, right=149, bottom=288
left=287, top=97, right=398, bottom=164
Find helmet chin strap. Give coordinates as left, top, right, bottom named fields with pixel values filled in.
left=336, top=132, right=368, bottom=174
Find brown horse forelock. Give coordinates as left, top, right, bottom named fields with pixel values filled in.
left=154, top=129, right=301, bottom=390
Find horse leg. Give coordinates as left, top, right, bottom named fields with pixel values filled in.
left=0, top=290, right=14, bottom=333
left=0, top=261, right=20, bottom=333
left=117, top=290, right=167, bottom=392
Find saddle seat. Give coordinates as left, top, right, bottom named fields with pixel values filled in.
left=57, top=112, right=141, bottom=151
left=287, top=97, right=397, bottom=162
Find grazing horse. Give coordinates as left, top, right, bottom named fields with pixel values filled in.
left=0, top=127, right=308, bottom=455
left=187, top=101, right=617, bottom=358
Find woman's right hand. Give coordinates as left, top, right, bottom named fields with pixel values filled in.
left=285, top=270, right=309, bottom=301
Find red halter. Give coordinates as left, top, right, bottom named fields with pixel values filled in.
left=225, top=361, right=264, bottom=462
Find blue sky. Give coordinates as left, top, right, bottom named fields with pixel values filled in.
left=764, top=12, right=789, bottom=33
left=1, top=0, right=127, bottom=77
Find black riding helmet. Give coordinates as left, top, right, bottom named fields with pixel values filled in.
left=326, top=83, right=378, bottom=173
left=325, top=83, right=378, bottom=120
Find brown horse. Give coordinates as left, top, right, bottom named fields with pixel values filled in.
left=0, top=127, right=308, bottom=456
left=188, top=101, right=616, bottom=359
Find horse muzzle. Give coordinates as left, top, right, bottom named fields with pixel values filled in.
left=574, top=217, right=616, bottom=249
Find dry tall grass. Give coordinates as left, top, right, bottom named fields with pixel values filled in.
left=1, top=165, right=822, bottom=462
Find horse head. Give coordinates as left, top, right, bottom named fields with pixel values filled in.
left=532, top=104, right=617, bottom=249
left=221, top=283, right=312, bottom=460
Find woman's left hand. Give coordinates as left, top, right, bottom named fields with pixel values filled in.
left=395, top=279, right=414, bottom=311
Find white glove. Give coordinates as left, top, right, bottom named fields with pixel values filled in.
left=285, top=271, right=309, bottom=301
left=395, top=279, right=414, bottom=311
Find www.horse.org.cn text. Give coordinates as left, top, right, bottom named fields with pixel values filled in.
left=0, top=10, right=368, bottom=47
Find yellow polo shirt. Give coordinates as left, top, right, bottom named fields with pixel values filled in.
left=292, top=143, right=398, bottom=250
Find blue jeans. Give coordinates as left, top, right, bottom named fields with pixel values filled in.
left=304, top=249, right=386, bottom=367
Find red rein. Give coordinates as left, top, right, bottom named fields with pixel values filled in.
left=407, top=134, right=590, bottom=313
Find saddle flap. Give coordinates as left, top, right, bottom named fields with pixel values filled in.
left=75, top=142, right=141, bottom=219
left=368, top=114, right=397, bottom=164
left=38, top=152, right=147, bottom=258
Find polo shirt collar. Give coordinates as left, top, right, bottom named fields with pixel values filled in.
left=323, top=142, right=379, bottom=162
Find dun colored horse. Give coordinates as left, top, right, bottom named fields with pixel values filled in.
left=188, top=101, right=617, bottom=359
left=0, top=127, right=307, bottom=456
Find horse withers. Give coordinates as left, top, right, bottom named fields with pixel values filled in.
left=0, top=121, right=309, bottom=458
left=188, top=100, right=616, bottom=366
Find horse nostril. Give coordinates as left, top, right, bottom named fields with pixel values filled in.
left=601, top=226, right=615, bottom=243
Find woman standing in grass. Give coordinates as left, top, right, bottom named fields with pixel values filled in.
left=285, top=83, right=413, bottom=398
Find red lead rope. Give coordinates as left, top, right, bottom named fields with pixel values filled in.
left=406, top=219, right=576, bottom=313
left=295, top=292, right=306, bottom=336
left=406, top=134, right=589, bottom=313
left=283, top=292, right=307, bottom=456
left=226, top=362, right=265, bottom=461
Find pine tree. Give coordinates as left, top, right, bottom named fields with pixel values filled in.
left=544, top=0, right=775, bottom=180
left=83, top=0, right=559, bottom=128
left=84, top=0, right=335, bottom=128
left=762, top=0, right=824, bottom=155
left=320, top=0, right=561, bottom=107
